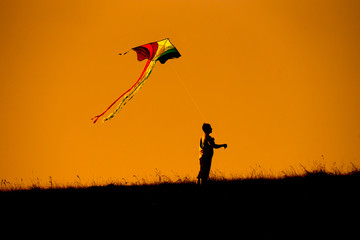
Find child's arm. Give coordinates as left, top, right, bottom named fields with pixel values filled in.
left=209, top=137, right=227, bottom=149
left=213, top=143, right=227, bottom=149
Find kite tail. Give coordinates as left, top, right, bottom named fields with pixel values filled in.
left=118, top=50, right=130, bottom=56
left=92, top=59, right=154, bottom=123
left=103, top=60, right=156, bottom=122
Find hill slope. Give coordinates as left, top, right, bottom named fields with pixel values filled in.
left=2, top=172, right=359, bottom=238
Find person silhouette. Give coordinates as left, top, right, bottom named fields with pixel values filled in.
left=197, top=123, right=227, bottom=185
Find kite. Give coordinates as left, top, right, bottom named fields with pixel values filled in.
left=92, top=38, right=181, bottom=123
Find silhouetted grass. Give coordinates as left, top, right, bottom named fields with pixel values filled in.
left=1, top=162, right=359, bottom=191
left=2, top=163, right=358, bottom=238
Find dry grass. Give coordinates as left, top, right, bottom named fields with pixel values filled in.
left=1, top=161, right=359, bottom=191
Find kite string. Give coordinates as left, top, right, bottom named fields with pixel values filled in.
left=170, top=65, right=206, bottom=122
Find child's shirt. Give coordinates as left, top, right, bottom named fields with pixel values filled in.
left=199, top=134, right=215, bottom=160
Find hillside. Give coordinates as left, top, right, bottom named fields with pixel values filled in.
left=1, top=170, right=359, bottom=238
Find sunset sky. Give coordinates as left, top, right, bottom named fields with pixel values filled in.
left=1, top=0, right=359, bottom=185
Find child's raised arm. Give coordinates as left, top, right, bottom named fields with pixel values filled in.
left=210, top=140, right=227, bottom=149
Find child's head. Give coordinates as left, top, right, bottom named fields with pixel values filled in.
left=202, top=123, right=212, bottom=134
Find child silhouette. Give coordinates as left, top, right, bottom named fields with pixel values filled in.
left=197, top=123, right=227, bottom=185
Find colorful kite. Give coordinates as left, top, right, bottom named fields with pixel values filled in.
left=92, top=38, right=181, bottom=123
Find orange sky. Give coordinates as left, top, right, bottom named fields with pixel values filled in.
left=1, top=0, right=360, bottom=185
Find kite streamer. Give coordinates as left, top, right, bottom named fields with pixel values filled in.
left=92, top=38, right=181, bottom=123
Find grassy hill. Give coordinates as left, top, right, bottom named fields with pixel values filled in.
left=1, top=167, right=359, bottom=238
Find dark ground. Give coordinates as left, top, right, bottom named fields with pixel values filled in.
left=1, top=172, right=359, bottom=238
